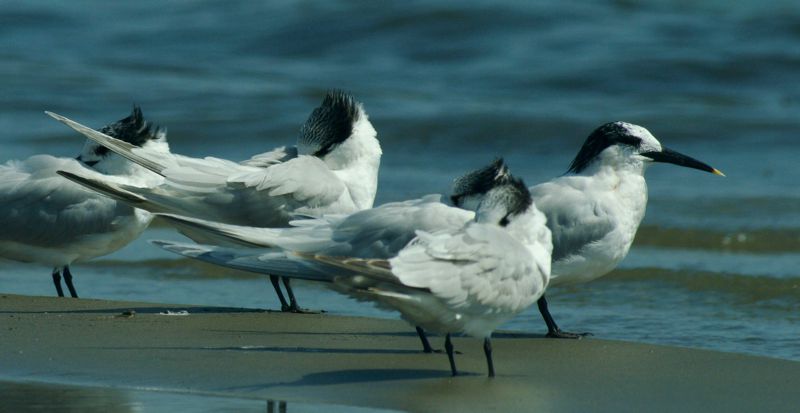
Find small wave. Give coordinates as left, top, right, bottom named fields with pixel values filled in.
left=604, top=267, right=800, bottom=303
left=635, top=225, right=800, bottom=254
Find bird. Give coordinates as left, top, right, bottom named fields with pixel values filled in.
left=151, top=158, right=511, bottom=352
left=523, top=121, right=724, bottom=338
left=0, top=106, right=166, bottom=297
left=47, top=91, right=381, bottom=312
left=154, top=167, right=552, bottom=377
left=150, top=120, right=724, bottom=344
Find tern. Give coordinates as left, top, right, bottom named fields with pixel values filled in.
left=525, top=121, right=724, bottom=338
left=0, top=107, right=166, bottom=297
left=149, top=120, right=724, bottom=344
left=48, top=91, right=381, bottom=312
left=155, top=168, right=552, bottom=377
left=153, top=158, right=511, bottom=352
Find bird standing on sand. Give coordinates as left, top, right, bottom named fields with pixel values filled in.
left=524, top=122, right=724, bottom=338
left=0, top=107, right=166, bottom=297
left=48, top=91, right=381, bottom=313
left=151, top=159, right=511, bottom=353
left=156, top=169, right=552, bottom=377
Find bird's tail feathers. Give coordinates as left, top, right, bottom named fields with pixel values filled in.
left=57, top=170, right=148, bottom=205
left=151, top=240, right=338, bottom=282
left=156, top=213, right=280, bottom=248
left=57, top=169, right=171, bottom=213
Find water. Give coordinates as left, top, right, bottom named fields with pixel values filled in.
left=1, top=0, right=798, bottom=378
left=0, top=380, right=402, bottom=413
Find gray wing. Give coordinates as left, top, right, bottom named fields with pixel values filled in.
left=329, top=195, right=474, bottom=258
left=152, top=241, right=341, bottom=282
left=239, top=146, right=299, bottom=168
left=530, top=178, right=615, bottom=263
left=0, top=155, right=133, bottom=247
left=388, top=224, right=545, bottom=313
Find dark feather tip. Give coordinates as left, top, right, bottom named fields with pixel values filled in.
left=451, top=158, right=510, bottom=206
left=504, top=175, right=532, bottom=218
left=299, top=90, right=361, bottom=157
left=98, top=105, right=164, bottom=147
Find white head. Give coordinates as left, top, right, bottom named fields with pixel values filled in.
left=77, top=106, right=168, bottom=175
left=296, top=90, right=381, bottom=170
left=567, top=121, right=723, bottom=176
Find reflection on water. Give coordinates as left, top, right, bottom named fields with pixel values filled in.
left=0, top=381, right=132, bottom=413
left=268, top=400, right=287, bottom=413
left=0, top=381, right=402, bottom=413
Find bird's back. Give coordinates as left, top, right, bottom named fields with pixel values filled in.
left=0, top=155, right=149, bottom=266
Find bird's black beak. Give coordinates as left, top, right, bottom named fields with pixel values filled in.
left=640, top=147, right=725, bottom=176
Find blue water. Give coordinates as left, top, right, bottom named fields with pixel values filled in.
left=1, top=0, right=799, bottom=389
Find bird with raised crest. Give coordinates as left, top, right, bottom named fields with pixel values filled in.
left=47, top=91, right=381, bottom=313
left=154, top=162, right=552, bottom=377
left=0, top=107, right=167, bottom=297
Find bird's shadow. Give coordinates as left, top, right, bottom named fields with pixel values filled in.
left=0, top=305, right=269, bottom=315
left=101, top=345, right=424, bottom=355
left=227, top=368, right=479, bottom=391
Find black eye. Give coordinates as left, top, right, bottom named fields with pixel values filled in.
left=499, top=215, right=510, bottom=227
left=617, top=135, right=642, bottom=147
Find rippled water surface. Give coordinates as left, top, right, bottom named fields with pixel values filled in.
left=1, top=0, right=798, bottom=366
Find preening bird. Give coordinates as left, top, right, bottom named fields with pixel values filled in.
left=155, top=165, right=552, bottom=377
left=48, top=91, right=381, bottom=312
left=0, top=107, right=166, bottom=297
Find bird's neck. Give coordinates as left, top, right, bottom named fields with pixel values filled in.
left=324, top=117, right=382, bottom=210
left=588, top=163, right=649, bottom=227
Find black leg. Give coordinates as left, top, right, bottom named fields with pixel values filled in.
left=51, top=268, right=64, bottom=297
left=62, top=266, right=79, bottom=298
left=483, top=337, right=495, bottom=377
left=282, top=278, right=318, bottom=314
left=444, top=334, right=457, bottom=376
left=269, top=275, right=291, bottom=311
left=537, top=294, right=591, bottom=339
left=282, top=278, right=301, bottom=312
left=416, top=326, right=435, bottom=353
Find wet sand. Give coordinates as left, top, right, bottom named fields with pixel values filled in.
left=1, top=294, right=798, bottom=412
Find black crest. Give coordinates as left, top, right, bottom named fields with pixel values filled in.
left=567, top=122, right=643, bottom=174
left=299, top=90, right=360, bottom=157
left=451, top=158, right=510, bottom=206
left=499, top=176, right=533, bottom=226
left=95, top=105, right=163, bottom=156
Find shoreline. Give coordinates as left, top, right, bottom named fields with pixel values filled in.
left=2, top=293, right=798, bottom=412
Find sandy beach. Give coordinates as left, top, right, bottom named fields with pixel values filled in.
left=1, top=294, right=798, bottom=412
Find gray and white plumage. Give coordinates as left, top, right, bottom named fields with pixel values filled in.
left=155, top=169, right=552, bottom=377
left=48, top=91, right=381, bottom=228
left=524, top=121, right=723, bottom=338
left=0, top=107, right=166, bottom=296
left=152, top=158, right=513, bottom=260
left=536, top=121, right=723, bottom=287
left=47, top=91, right=381, bottom=311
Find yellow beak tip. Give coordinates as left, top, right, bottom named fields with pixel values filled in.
left=712, top=168, right=726, bottom=177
